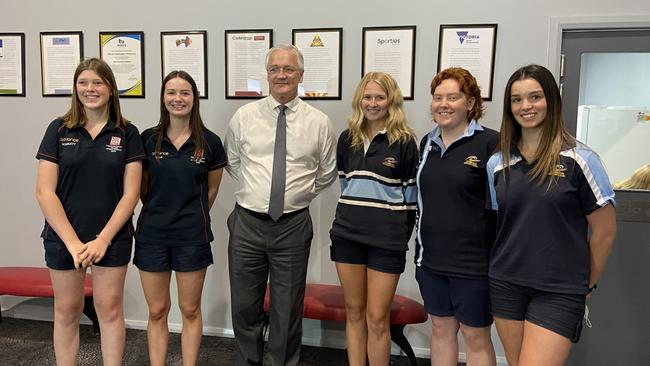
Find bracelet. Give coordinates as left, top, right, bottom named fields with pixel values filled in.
left=96, top=234, right=112, bottom=246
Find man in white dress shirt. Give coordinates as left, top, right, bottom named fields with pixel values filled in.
left=225, top=44, right=337, bottom=366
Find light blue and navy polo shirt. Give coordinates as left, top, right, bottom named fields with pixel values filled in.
left=414, top=120, right=499, bottom=277
left=487, top=142, right=615, bottom=294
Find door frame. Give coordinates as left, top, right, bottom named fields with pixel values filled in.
left=546, top=14, right=650, bottom=79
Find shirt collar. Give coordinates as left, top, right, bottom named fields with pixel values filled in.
left=429, top=119, right=483, bottom=141
left=267, top=95, right=300, bottom=113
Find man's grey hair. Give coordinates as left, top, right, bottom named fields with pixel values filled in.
left=265, top=44, right=304, bottom=71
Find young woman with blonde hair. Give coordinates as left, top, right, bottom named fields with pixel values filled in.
left=330, top=72, right=418, bottom=365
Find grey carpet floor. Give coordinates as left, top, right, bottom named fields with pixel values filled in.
left=0, top=317, right=432, bottom=365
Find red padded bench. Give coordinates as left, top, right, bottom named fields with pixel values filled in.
left=0, top=266, right=99, bottom=333
left=264, top=283, right=428, bottom=366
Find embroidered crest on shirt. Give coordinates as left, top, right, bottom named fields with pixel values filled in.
left=105, top=136, right=123, bottom=152
left=382, top=157, right=397, bottom=168
left=463, top=155, right=480, bottom=168
left=189, top=149, right=206, bottom=164
left=59, top=137, right=79, bottom=146
left=549, top=164, right=567, bottom=178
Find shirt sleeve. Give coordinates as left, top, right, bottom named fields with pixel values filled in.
left=206, top=131, right=228, bottom=171
left=402, top=137, right=419, bottom=209
left=336, top=131, right=349, bottom=193
left=402, top=137, right=419, bottom=235
left=140, top=129, right=155, bottom=170
left=224, top=109, right=242, bottom=182
left=125, top=123, right=146, bottom=163
left=575, top=148, right=616, bottom=214
left=486, top=154, right=499, bottom=211
left=36, top=119, right=63, bottom=163
left=314, top=116, right=337, bottom=194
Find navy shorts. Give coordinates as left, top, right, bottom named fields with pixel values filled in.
left=44, top=238, right=133, bottom=270
left=330, top=236, right=406, bottom=274
left=489, top=278, right=585, bottom=343
left=134, top=240, right=213, bottom=272
left=416, top=266, right=493, bottom=327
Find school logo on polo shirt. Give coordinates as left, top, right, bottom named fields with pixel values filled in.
left=382, top=157, right=397, bottom=168
left=463, top=155, right=480, bottom=168
left=152, top=151, right=170, bottom=160
left=59, top=137, right=79, bottom=146
left=190, top=149, right=206, bottom=164
left=105, top=136, right=123, bottom=153
left=550, top=164, right=567, bottom=178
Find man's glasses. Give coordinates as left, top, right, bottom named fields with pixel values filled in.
left=267, top=66, right=299, bottom=75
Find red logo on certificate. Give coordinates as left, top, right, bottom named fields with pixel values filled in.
left=110, top=136, right=121, bottom=146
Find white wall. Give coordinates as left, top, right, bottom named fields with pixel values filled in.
left=3, top=1, right=650, bottom=363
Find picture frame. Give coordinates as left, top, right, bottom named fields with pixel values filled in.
left=161, top=30, right=208, bottom=98
left=0, top=32, right=26, bottom=97
left=362, top=25, right=416, bottom=100
left=437, top=24, right=498, bottom=100
left=225, top=29, right=273, bottom=99
left=292, top=27, right=342, bottom=100
left=100, top=31, right=145, bottom=98
left=40, top=31, right=84, bottom=96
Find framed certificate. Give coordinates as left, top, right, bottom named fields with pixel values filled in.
left=292, top=28, right=342, bottom=100
left=100, top=31, right=145, bottom=98
left=40, top=31, right=84, bottom=96
left=161, top=31, right=208, bottom=98
left=438, top=24, right=498, bottom=100
left=225, top=29, right=273, bottom=99
left=0, top=33, right=26, bottom=96
left=362, top=26, right=416, bottom=100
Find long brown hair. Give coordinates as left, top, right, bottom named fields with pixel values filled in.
left=62, top=58, right=128, bottom=128
left=154, top=71, right=206, bottom=161
left=348, top=72, right=415, bottom=150
left=498, top=64, right=575, bottom=185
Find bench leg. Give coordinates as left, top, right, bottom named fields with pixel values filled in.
left=390, top=324, right=418, bottom=366
left=83, top=296, right=100, bottom=335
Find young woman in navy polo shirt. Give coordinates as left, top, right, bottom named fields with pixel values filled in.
left=330, top=72, right=418, bottom=366
left=36, top=58, right=145, bottom=365
left=487, top=64, right=616, bottom=365
left=135, top=71, right=226, bottom=366
left=415, top=68, right=498, bottom=366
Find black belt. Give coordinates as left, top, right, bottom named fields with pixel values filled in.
left=238, top=204, right=308, bottom=221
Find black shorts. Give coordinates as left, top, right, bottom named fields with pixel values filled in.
left=330, top=236, right=406, bottom=274
left=44, top=238, right=133, bottom=270
left=416, top=266, right=493, bottom=327
left=489, top=278, right=585, bottom=343
left=134, top=240, right=213, bottom=272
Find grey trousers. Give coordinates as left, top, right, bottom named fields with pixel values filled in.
left=227, top=204, right=313, bottom=366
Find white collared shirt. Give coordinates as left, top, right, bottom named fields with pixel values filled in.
left=225, top=95, right=337, bottom=213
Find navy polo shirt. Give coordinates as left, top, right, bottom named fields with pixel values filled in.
left=36, top=118, right=145, bottom=243
left=330, top=129, right=418, bottom=251
left=136, top=128, right=227, bottom=246
left=487, top=142, right=615, bottom=294
left=414, top=121, right=499, bottom=278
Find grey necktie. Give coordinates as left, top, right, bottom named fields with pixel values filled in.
left=268, top=105, right=287, bottom=221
